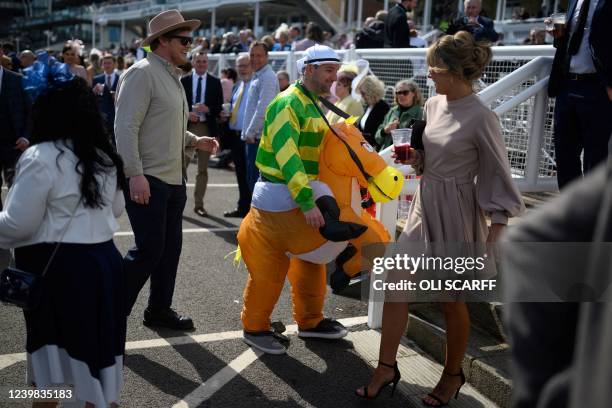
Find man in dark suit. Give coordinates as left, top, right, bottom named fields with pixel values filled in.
left=92, top=54, right=119, bottom=138
left=0, top=65, right=29, bottom=210
left=548, top=0, right=612, bottom=189
left=447, top=0, right=499, bottom=42
left=180, top=51, right=223, bottom=217
left=384, top=0, right=417, bottom=48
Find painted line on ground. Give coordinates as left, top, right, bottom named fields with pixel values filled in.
left=186, top=183, right=237, bottom=188
left=171, top=315, right=369, bottom=407
left=0, top=316, right=368, bottom=372
left=114, top=227, right=239, bottom=237
left=172, top=348, right=263, bottom=408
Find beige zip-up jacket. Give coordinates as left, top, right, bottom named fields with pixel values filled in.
left=115, top=52, right=197, bottom=185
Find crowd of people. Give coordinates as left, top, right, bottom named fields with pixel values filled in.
left=0, top=0, right=556, bottom=85
left=0, top=0, right=611, bottom=407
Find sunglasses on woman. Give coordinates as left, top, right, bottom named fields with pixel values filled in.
left=395, top=90, right=412, bottom=96
left=169, top=35, right=193, bottom=46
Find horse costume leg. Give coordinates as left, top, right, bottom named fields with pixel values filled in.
left=239, top=209, right=291, bottom=332
left=331, top=210, right=391, bottom=292
left=287, top=258, right=326, bottom=330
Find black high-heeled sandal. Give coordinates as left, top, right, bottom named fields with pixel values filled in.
left=422, top=369, right=466, bottom=407
left=355, top=361, right=401, bottom=399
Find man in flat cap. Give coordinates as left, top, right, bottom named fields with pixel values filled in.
left=115, top=9, right=218, bottom=330
left=238, top=44, right=349, bottom=355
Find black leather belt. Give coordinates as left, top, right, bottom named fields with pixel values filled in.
left=566, top=73, right=599, bottom=81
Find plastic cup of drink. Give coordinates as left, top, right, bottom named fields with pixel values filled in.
left=545, top=12, right=566, bottom=31
left=391, top=128, right=412, bottom=162
left=222, top=103, right=231, bottom=114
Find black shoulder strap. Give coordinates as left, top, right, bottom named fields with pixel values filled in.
left=318, top=96, right=351, bottom=120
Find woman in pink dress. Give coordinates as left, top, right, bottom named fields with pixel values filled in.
left=355, top=31, right=525, bottom=406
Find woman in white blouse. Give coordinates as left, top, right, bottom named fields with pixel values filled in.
left=0, top=76, right=127, bottom=408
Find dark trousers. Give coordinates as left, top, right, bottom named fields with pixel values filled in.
left=0, top=145, right=19, bottom=210
left=245, top=141, right=259, bottom=194
left=123, top=175, right=187, bottom=315
left=228, top=130, right=251, bottom=213
left=553, top=78, right=612, bottom=189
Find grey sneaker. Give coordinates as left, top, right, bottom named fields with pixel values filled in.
left=243, top=331, right=288, bottom=355
left=297, top=318, right=348, bottom=339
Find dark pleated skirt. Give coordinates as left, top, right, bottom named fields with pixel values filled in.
left=15, top=240, right=126, bottom=406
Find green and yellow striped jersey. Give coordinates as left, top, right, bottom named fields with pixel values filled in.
left=255, top=82, right=327, bottom=212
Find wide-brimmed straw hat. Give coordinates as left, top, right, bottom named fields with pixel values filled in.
left=142, top=10, right=201, bottom=46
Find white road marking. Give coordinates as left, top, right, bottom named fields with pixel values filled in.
left=0, top=316, right=368, bottom=372
left=172, top=348, right=263, bottom=408
left=0, top=352, right=26, bottom=370
left=186, top=183, right=237, bottom=188
left=170, top=315, right=368, bottom=407
left=114, top=227, right=239, bottom=237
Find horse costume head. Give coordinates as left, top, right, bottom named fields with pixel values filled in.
left=320, top=121, right=404, bottom=204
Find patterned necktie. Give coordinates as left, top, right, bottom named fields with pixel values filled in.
left=196, top=76, right=203, bottom=104
left=106, top=74, right=111, bottom=89
left=230, top=83, right=245, bottom=126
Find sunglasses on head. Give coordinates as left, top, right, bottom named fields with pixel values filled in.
left=395, top=90, right=412, bottom=96
left=169, top=35, right=193, bottom=46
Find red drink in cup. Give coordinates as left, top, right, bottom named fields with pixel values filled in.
left=394, top=143, right=411, bottom=161
left=391, top=129, right=412, bottom=162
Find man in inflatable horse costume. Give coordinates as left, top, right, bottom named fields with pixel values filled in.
left=238, top=45, right=403, bottom=355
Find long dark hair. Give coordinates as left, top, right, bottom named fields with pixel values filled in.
left=29, top=76, right=127, bottom=208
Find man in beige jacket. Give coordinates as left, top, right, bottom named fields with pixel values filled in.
left=115, top=10, right=218, bottom=330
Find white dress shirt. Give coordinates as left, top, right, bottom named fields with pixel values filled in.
left=360, top=106, right=373, bottom=130
left=569, top=0, right=600, bottom=74
left=0, top=142, right=124, bottom=249
left=104, top=72, right=117, bottom=88
left=192, top=71, right=207, bottom=122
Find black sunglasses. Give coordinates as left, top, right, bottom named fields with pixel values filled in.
left=169, top=35, right=193, bottom=46
left=395, top=90, right=412, bottom=96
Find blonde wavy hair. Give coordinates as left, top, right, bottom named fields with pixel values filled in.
left=357, top=75, right=386, bottom=106
left=426, top=31, right=492, bottom=82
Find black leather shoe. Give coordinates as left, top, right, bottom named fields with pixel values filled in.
left=143, top=308, right=195, bottom=331
left=224, top=209, right=247, bottom=218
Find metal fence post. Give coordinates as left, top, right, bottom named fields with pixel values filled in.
left=288, top=51, right=297, bottom=81
left=217, top=53, right=226, bottom=77
left=346, top=44, right=357, bottom=62
left=367, top=199, right=399, bottom=329
left=524, top=67, right=549, bottom=189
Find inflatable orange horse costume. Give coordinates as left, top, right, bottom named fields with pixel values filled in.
left=238, top=121, right=403, bottom=333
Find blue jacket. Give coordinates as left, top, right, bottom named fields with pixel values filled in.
left=92, top=72, right=118, bottom=132
left=446, top=14, right=499, bottom=42
left=0, top=68, right=29, bottom=145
